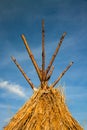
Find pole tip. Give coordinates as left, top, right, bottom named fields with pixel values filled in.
left=21, top=34, right=24, bottom=38
left=11, top=56, right=16, bottom=61
left=42, top=19, right=44, bottom=25
left=63, top=32, right=67, bottom=36
left=70, top=61, right=74, bottom=65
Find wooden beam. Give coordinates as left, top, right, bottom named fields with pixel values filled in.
left=21, top=34, right=41, bottom=81
left=46, top=32, right=66, bottom=75
left=11, top=56, right=36, bottom=90
left=51, top=62, right=74, bottom=88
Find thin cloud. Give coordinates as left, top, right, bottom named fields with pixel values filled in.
left=65, top=85, right=87, bottom=100
left=0, top=103, right=17, bottom=109
left=0, top=44, right=42, bottom=67
left=0, top=80, right=26, bottom=98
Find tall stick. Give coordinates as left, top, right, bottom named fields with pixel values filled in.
left=46, top=66, right=54, bottom=80
left=11, top=56, right=36, bottom=90
left=42, top=20, right=45, bottom=80
left=51, top=62, right=74, bottom=88
left=46, top=32, right=66, bottom=75
left=21, top=34, right=41, bottom=81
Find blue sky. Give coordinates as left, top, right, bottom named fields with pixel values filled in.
left=0, top=0, right=87, bottom=129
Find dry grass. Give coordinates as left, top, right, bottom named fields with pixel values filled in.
left=4, top=87, right=83, bottom=130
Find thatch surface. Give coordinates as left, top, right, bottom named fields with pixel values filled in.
left=4, top=87, right=83, bottom=130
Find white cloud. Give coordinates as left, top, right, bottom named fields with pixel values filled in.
left=0, top=80, right=26, bottom=98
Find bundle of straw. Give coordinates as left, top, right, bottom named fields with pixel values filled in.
left=4, top=87, right=83, bottom=130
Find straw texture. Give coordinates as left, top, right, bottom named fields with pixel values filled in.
left=4, top=87, right=83, bottom=130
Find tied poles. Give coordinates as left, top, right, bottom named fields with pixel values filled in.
left=11, top=20, right=74, bottom=90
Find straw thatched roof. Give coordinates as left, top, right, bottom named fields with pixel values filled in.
left=4, top=20, right=83, bottom=129
left=4, top=88, right=83, bottom=130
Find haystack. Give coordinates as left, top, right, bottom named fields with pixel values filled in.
left=4, top=20, right=83, bottom=130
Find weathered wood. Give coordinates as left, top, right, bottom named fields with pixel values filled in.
left=46, top=32, right=66, bottom=75
left=51, top=62, right=74, bottom=88
left=11, top=22, right=73, bottom=90
left=42, top=20, right=45, bottom=74
left=46, top=66, right=54, bottom=80
left=11, top=56, right=36, bottom=90
left=21, top=34, right=42, bottom=81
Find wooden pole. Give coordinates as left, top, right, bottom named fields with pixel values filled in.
left=11, top=56, right=36, bottom=90
left=42, top=20, right=45, bottom=72
left=51, top=62, right=74, bottom=88
left=21, top=34, right=41, bottom=81
left=46, top=32, right=66, bottom=75
left=46, top=66, right=54, bottom=80
left=41, top=20, right=46, bottom=89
